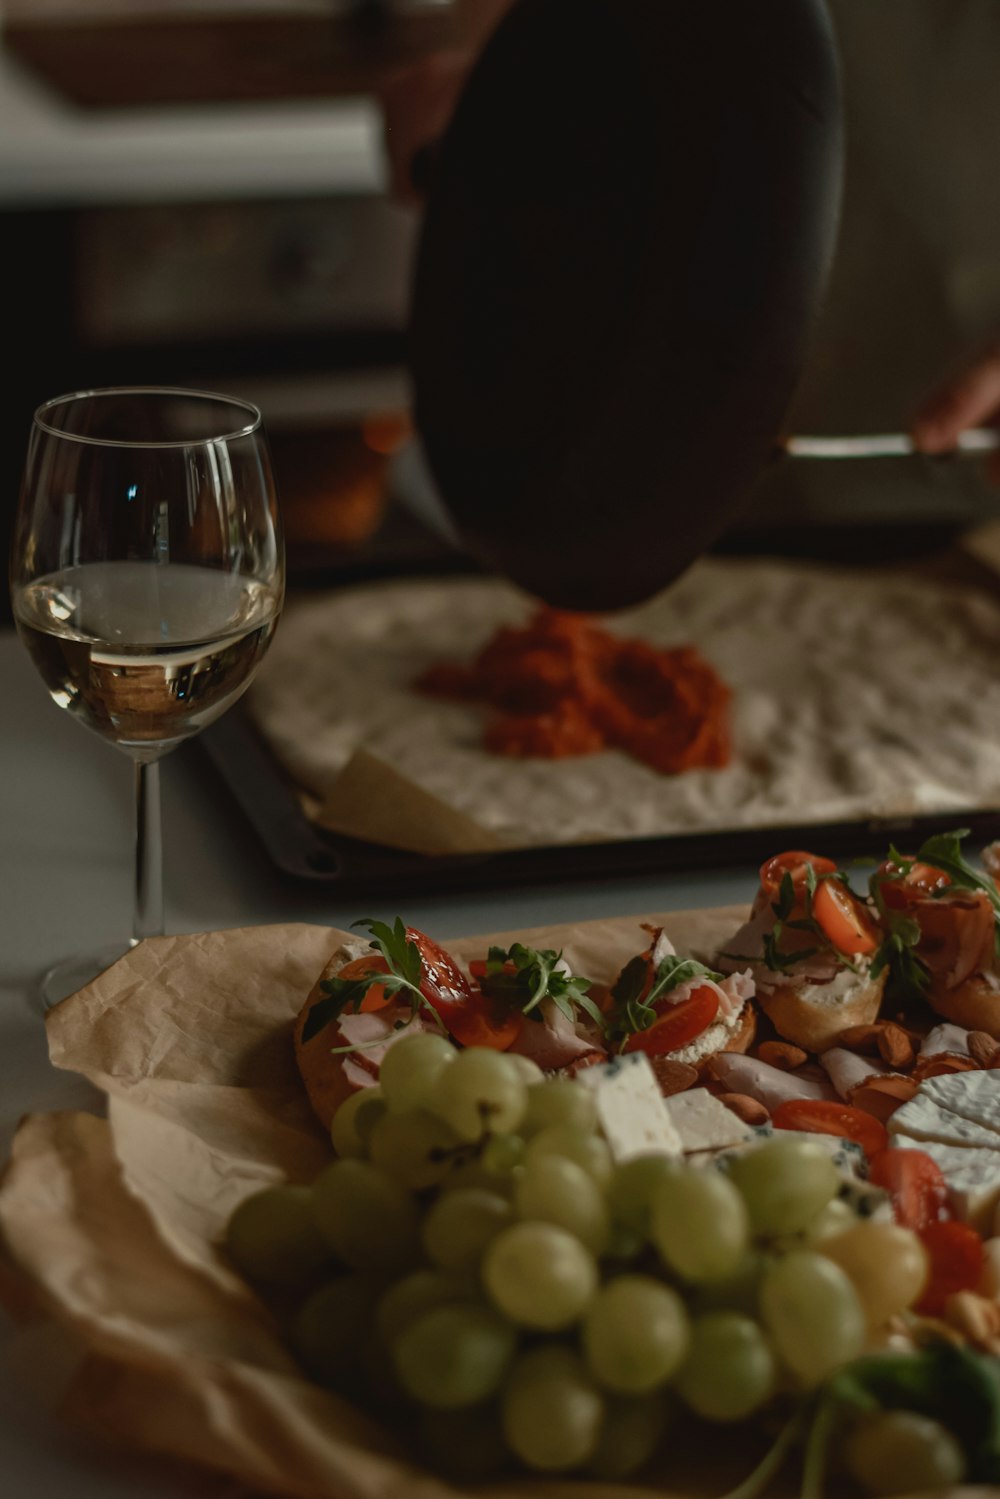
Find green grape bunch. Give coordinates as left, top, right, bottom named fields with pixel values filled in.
left=223, top=1036, right=985, bottom=1493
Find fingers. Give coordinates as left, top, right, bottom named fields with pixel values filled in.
left=911, top=339, right=1000, bottom=453
left=378, top=50, right=473, bottom=202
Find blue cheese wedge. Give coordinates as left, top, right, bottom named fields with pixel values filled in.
left=889, top=1072, right=1000, bottom=1233
left=576, top=1052, right=683, bottom=1160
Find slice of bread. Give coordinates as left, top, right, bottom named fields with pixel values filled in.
left=756, top=964, right=886, bottom=1053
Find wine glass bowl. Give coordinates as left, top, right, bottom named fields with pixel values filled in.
left=10, top=386, right=284, bottom=1004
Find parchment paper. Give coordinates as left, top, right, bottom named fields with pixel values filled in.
left=0, top=909, right=980, bottom=1499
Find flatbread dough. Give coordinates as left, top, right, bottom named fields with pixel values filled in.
left=247, top=556, right=1000, bottom=848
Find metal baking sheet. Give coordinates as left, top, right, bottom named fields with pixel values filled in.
left=197, top=705, right=1000, bottom=896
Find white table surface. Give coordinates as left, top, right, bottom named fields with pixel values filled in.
left=0, top=617, right=761, bottom=1495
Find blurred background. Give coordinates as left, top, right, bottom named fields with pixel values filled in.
left=2, top=0, right=1000, bottom=622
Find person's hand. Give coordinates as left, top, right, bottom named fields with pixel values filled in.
left=379, top=50, right=474, bottom=202
left=377, top=0, right=515, bottom=201
left=911, top=338, right=1000, bottom=482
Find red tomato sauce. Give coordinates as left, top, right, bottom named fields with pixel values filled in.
left=416, top=609, right=732, bottom=776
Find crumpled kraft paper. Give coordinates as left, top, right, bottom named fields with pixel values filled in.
left=0, top=907, right=976, bottom=1499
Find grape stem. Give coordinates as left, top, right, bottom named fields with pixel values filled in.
left=717, top=1406, right=809, bottom=1499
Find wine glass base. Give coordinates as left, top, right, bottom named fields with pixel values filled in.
left=39, top=941, right=136, bottom=1011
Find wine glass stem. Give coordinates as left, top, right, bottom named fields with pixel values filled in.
left=134, top=758, right=164, bottom=943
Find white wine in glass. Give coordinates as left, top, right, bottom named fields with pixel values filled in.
left=10, top=386, right=284, bottom=1007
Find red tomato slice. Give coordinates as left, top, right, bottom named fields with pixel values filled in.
left=410, top=930, right=520, bottom=1050
left=759, top=850, right=838, bottom=898
left=624, top=985, right=719, bottom=1057
left=916, top=1219, right=985, bottom=1315
left=868, top=1147, right=949, bottom=1232
left=335, top=954, right=392, bottom=1012
left=770, top=1099, right=888, bottom=1158
left=875, top=860, right=952, bottom=912
left=812, top=878, right=881, bottom=957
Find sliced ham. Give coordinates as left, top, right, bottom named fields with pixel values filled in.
left=509, top=997, right=606, bottom=1072
left=708, top=1053, right=836, bottom=1111
left=336, top=1000, right=443, bottom=1082
left=920, top=1023, right=973, bottom=1059
left=820, top=1046, right=893, bottom=1101
left=715, top=907, right=841, bottom=987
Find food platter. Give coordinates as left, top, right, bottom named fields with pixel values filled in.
left=200, top=551, right=1000, bottom=891
left=4, top=881, right=1000, bottom=1498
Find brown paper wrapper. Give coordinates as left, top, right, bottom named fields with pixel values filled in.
left=0, top=907, right=979, bottom=1499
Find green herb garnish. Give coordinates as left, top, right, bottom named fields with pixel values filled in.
left=607, top=949, right=725, bottom=1052
left=301, top=917, right=443, bottom=1043
left=478, top=943, right=606, bottom=1032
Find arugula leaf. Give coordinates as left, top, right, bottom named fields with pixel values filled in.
left=477, top=943, right=606, bottom=1032
left=797, top=1342, right=1000, bottom=1495
left=607, top=951, right=725, bottom=1050
left=300, top=917, right=444, bottom=1045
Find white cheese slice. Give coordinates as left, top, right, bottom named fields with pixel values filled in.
left=663, top=1088, right=754, bottom=1154
left=921, top=1071, right=1000, bottom=1137
left=890, top=1133, right=1000, bottom=1234
left=576, top=1052, right=683, bottom=1161
left=889, top=1092, right=1000, bottom=1151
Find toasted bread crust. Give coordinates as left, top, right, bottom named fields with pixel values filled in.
left=756, top=968, right=886, bottom=1053
left=926, top=972, right=1000, bottom=1038
left=695, top=1001, right=757, bottom=1071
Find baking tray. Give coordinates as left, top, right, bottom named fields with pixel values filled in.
left=197, top=703, right=1000, bottom=897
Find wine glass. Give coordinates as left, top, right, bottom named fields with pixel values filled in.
left=9, top=386, right=284, bottom=1008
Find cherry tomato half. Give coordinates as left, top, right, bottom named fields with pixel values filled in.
left=624, top=985, right=719, bottom=1058
left=335, top=954, right=392, bottom=1012
left=812, top=878, right=881, bottom=958
left=759, top=850, right=837, bottom=894
left=916, top=1219, right=985, bottom=1315
left=770, top=1099, right=888, bottom=1159
left=874, top=859, right=951, bottom=911
left=868, top=1148, right=949, bottom=1232
left=412, top=930, right=520, bottom=1050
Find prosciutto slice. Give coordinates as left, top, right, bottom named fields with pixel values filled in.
left=335, top=1000, right=442, bottom=1087
left=508, top=998, right=605, bottom=1072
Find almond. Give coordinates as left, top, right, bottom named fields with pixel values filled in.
left=835, top=1023, right=885, bottom=1055
left=877, top=1023, right=915, bottom=1071
left=649, top=1057, right=700, bottom=1097
left=968, top=1031, right=1000, bottom=1067
left=717, top=1092, right=770, bottom=1126
left=756, top=1040, right=808, bottom=1072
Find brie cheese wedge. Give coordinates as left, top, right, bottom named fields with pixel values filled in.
left=889, top=1072, right=1000, bottom=1232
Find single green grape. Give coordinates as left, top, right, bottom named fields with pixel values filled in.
left=374, top=1267, right=476, bottom=1345
left=430, top=1049, right=529, bottom=1142
left=504, top=1052, right=545, bottom=1087
left=726, top=1137, right=841, bottom=1237
left=378, top=1031, right=457, bottom=1113
left=310, top=1158, right=420, bottom=1273
left=581, top=1275, right=690, bottom=1394
left=391, top=1303, right=517, bottom=1409
left=514, top=1153, right=609, bottom=1253
left=586, top=1391, right=675, bottom=1481
left=330, top=1086, right=383, bottom=1158
left=758, top=1249, right=866, bottom=1387
left=844, top=1410, right=967, bottom=1495
left=367, top=1107, right=463, bottom=1190
left=224, top=1184, right=331, bottom=1285
left=609, top=1154, right=681, bottom=1240
left=672, top=1312, right=777, bottom=1422
left=816, top=1221, right=929, bottom=1330
left=502, top=1344, right=605, bottom=1472
left=290, top=1272, right=384, bottom=1391
left=521, top=1077, right=598, bottom=1136
left=483, top=1221, right=598, bottom=1330
left=480, top=1131, right=526, bottom=1175
left=422, top=1188, right=513, bottom=1273
left=525, top=1125, right=613, bottom=1191
left=651, top=1164, right=750, bottom=1284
